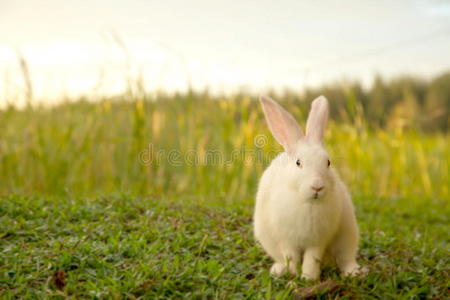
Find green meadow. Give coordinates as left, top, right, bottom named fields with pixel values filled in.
left=0, top=77, right=449, bottom=298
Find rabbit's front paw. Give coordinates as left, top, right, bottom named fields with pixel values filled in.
left=343, top=264, right=368, bottom=277
left=270, top=263, right=287, bottom=276
left=300, top=270, right=320, bottom=281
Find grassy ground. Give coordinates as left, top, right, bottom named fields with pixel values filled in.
left=1, top=194, right=448, bottom=299
left=0, top=95, right=449, bottom=298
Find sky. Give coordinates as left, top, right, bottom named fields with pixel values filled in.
left=1, top=0, right=450, bottom=105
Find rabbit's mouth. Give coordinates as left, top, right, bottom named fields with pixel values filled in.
left=311, top=190, right=325, bottom=200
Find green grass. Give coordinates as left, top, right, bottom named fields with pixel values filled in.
left=1, top=194, right=448, bottom=298
left=0, top=94, right=449, bottom=298
left=0, top=95, right=448, bottom=199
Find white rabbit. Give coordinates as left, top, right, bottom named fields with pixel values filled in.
left=254, top=95, right=366, bottom=280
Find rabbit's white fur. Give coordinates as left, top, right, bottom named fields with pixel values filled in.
left=254, top=95, right=365, bottom=280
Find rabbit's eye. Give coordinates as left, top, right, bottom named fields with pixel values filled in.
left=296, top=159, right=302, bottom=168
left=327, top=159, right=331, bottom=167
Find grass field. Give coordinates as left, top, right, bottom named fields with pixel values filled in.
left=0, top=94, right=449, bottom=298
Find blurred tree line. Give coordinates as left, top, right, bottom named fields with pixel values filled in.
left=277, top=72, right=449, bottom=132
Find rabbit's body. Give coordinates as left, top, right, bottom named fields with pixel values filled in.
left=254, top=96, right=365, bottom=280
left=255, top=152, right=340, bottom=250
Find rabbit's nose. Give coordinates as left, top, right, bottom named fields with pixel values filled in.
left=311, top=185, right=324, bottom=192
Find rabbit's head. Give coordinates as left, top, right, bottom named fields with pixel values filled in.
left=260, top=95, right=334, bottom=201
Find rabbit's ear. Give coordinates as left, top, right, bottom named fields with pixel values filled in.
left=260, top=95, right=303, bottom=153
left=305, top=95, right=329, bottom=143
